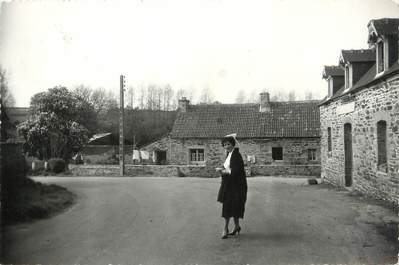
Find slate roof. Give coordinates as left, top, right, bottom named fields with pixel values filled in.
left=368, top=18, right=399, bottom=37
left=323, top=66, right=344, bottom=78
left=320, top=61, right=399, bottom=106
left=320, top=18, right=399, bottom=106
left=171, top=101, right=320, bottom=139
left=339, top=49, right=375, bottom=64
left=88, top=133, right=112, bottom=143
left=6, top=107, right=29, bottom=124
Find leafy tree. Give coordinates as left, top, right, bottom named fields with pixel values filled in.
left=18, top=87, right=90, bottom=160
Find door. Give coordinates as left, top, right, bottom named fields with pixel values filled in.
left=156, top=151, right=167, bottom=165
left=344, top=123, right=353, bottom=187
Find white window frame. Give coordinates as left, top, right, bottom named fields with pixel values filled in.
left=308, top=149, right=317, bottom=161
left=188, top=148, right=205, bottom=164
left=376, top=38, right=388, bottom=75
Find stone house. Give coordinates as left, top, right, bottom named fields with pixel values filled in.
left=320, top=18, right=399, bottom=205
left=2, top=107, right=29, bottom=142
left=143, top=93, right=321, bottom=177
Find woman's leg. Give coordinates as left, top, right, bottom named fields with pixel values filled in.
left=233, top=217, right=240, bottom=229
left=224, top=217, right=230, bottom=232
left=221, top=217, right=230, bottom=238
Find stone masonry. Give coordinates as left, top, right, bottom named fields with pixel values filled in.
left=143, top=137, right=320, bottom=177
left=320, top=75, right=399, bottom=205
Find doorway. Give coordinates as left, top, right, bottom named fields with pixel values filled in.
left=155, top=150, right=167, bottom=165
left=344, top=123, right=353, bottom=187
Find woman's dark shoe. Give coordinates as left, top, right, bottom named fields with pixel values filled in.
left=221, top=229, right=229, bottom=239
left=229, top=226, right=241, bottom=236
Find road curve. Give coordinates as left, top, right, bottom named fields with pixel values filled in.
left=2, top=176, right=397, bottom=265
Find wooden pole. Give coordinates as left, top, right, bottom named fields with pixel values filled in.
left=119, top=75, right=125, bottom=176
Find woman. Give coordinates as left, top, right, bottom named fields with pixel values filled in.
left=216, top=136, right=248, bottom=239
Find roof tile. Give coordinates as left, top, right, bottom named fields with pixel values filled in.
left=171, top=102, right=320, bottom=139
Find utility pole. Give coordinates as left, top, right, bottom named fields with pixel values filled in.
left=119, top=75, right=125, bottom=176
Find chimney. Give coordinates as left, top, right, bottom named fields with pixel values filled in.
left=178, top=97, right=190, bottom=112
left=259, top=92, right=271, bottom=112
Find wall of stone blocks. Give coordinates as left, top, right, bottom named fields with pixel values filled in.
left=163, top=137, right=321, bottom=177
left=250, top=164, right=321, bottom=177
left=69, top=164, right=215, bottom=178
left=320, top=75, right=399, bottom=205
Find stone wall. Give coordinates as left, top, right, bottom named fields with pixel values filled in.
left=69, top=164, right=215, bottom=178
left=250, top=164, right=321, bottom=177
left=163, top=137, right=320, bottom=177
left=320, top=75, right=399, bottom=205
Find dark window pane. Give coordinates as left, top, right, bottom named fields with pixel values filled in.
left=272, top=147, right=283, bottom=160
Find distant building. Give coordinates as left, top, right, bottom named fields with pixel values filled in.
left=144, top=94, right=321, bottom=177
left=3, top=107, right=29, bottom=141
left=320, top=18, right=399, bottom=205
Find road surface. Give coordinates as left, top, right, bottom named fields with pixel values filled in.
left=2, top=176, right=398, bottom=264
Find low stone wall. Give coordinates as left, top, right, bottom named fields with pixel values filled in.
left=69, top=164, right=320, bottom=178
left=69, top=165, right=120, bottom=176
left=250, top=164, right=321, bottom=177
left=69, top=164, right=214, bottom=178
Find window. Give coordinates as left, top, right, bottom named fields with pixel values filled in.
left=377, top=41, right=384, bottom=74
left=189, top=149, right=204, bottom=162
left=328, top=78, right=333, bottom=97
left=327, top=127, right=332, bottom=152
left=344, top=66, right=350, bottom=89
left=308, top=149, right=317, bottom=161
left=377, top=120, right=387, bottom=172
left=272, top=147, right=283, bottom=160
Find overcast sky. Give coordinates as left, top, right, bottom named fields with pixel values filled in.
left=1, top=0, right=399, bottom=107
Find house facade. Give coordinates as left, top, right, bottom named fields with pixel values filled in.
left=143, top=93, right=321, bottom=177
left=320, top=18, right=399, bottom=205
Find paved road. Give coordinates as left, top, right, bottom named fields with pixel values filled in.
left=2, top=177, right=398, bottom=265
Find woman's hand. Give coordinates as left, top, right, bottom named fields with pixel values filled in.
left=215, top=167, right=223, bottom=172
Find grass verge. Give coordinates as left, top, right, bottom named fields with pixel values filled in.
left=2, top=176, right=76, bottom=225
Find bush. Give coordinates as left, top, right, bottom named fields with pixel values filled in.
left=3, top=152, right=29, bottom=179
left=49, top=158, right=66, bottom=173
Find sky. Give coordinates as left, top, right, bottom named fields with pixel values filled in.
left=0, top=0, right=399, bottom=107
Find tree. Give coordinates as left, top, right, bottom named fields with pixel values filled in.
left=305, top=91, right=314, bottom=100
left=271, top=91, right=286, bottom=102
left=163, top=84, right=174, bottom=111
left=235, top=89, right=246, bottom=103
left=288, top=90, right=296, bottom=101
left=246, top=89, right=258, bottom=103
left=0, top=66, right=15, bottom=107
left=18, top=87, right=90, bottom=160
left=199, top=85, right=214, bottom=104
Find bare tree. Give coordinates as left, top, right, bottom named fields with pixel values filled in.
left=126, top=86, right=135, bottom=109
left=235, top=89, right=246, bottom=103
left=271, top=91, right=286, bottom=102
left=0, top=66, right=15, bottom=107
left=105, top=90, right=118, bottom=110
left=73, top=84, right=92, bottom=102
left=305, top=91, right=313, bottom=100
left=163, top=84, right=174, bottom=111
left=288, top=90, right=296, bottom=101
left=246, top=89, right=258, bottom=103
left=138, top=84, right=146, bottom=109
left=199, top=85, right=214, bottom=104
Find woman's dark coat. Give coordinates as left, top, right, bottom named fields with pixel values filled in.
left=217, top=148, right=248, bottom=218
